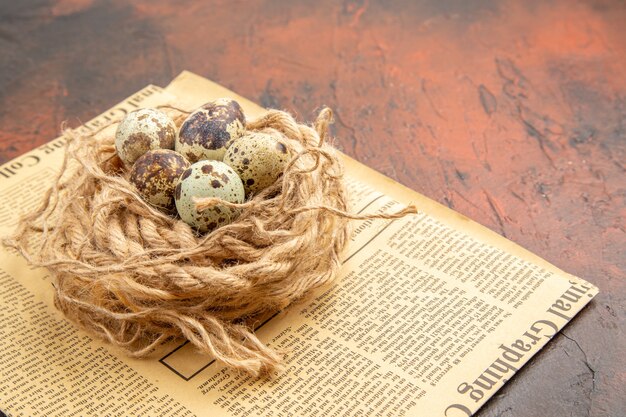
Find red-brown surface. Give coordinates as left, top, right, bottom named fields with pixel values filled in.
left=1, top=1, right=624, bottom=416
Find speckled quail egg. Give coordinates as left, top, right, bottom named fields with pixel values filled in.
left=174, top=160, right=245, bottom=232
left=223, top=132, right=290, bottom=196
left=115, top=108, right=177, bottom=167
left=175, top=98, right=246, bottom=162
left=129, top=149, right=190, bottom=213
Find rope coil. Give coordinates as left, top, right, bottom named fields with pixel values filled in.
left=4, top=106, right=416, bottom=376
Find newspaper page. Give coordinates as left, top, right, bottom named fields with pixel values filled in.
left=0, top=71, right=598, bottom=417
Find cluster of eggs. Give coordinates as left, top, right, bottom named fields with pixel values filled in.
left=115, top=99, right=289, bottom=232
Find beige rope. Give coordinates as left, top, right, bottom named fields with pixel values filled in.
left=3, top=106, right=415, bottom=377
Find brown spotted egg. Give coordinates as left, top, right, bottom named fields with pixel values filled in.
left=174, top=160, right=245, bottom=233
left=223, top=132, right=290, bottom=196
left=175, top=98, right=246, bottom=162
left=115, top=108, right=177, bottom=167
left=129, top=149, right=190, bottom=213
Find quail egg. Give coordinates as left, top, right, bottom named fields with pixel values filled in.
left=175, top=98, right=246, bottom=162
left=174, top=160, right=245, bottom=232
left=223, top=132, right=290, bottom=196
left=115, top=108, right=177, bottom=167
left=129, top=149, right=190, bottom=213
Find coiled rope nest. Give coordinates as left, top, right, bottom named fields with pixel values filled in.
left=5, top=106, right=415, bottom=376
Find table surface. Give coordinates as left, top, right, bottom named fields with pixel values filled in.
left=1, top=1, right=624, bottom=416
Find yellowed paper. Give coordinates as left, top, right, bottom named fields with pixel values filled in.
left=0, top=72, right=597, bottom=417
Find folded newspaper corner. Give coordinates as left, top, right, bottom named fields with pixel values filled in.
left=0, top=71, right=598, bottom=417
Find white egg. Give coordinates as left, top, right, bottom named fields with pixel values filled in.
left=174, top=160, right=245, bottom=232
left=115, top=108, right=177, bottom=167
left=223, top=132, right=290, bottom=196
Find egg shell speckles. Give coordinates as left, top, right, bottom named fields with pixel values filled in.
left=115, top=108, right=177, bottom=167
left=174, top=160, right=245, bottom=233
left=130, top=149, right=190, bottom=213
left=176, top=98, right=246, bottom=163
left=223, top=132, right=290, bottom=196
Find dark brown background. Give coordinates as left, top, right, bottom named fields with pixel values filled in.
left=1, top=0, right=624, bottom=416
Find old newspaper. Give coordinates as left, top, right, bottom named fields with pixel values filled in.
left=0, top=72, right=598, bottom=416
